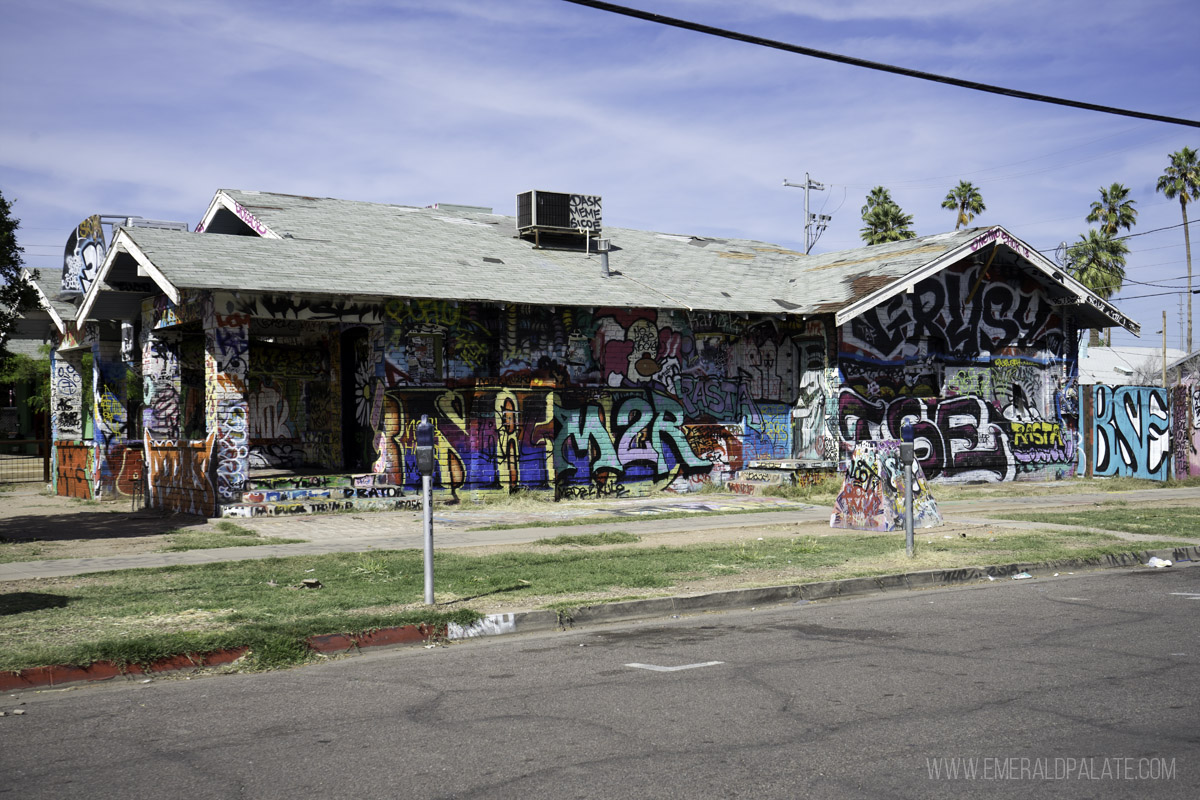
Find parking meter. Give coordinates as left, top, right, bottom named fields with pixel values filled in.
left=416, top=415, right=435, bottom=476
left=899, top=421, right=915, bottom=465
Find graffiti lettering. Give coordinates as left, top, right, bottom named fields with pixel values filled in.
left=1092, top=385, right=1170, bottom=480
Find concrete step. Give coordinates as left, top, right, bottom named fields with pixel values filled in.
left=726, top=480, right=777, bottom=496
left=220, top=472, right=417, bottom=518
left=220, top=494, right=420, bottom=518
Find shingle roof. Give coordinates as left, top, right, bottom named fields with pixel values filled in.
left=114, top=189, right=999, bottom=317
left=85, top=189, right=1135, bottom=336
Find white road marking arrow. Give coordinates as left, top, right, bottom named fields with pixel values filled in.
left=1169, top=593, right=1200, bottom=600
left=625, top=661, right=724, bottom=672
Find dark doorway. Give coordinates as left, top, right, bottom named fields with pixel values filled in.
left=340, top=328, right=374, bottom=472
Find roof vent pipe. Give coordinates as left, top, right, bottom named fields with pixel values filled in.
left=597, top=238, right=611, bottom=277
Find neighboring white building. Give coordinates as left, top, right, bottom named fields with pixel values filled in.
left=1077, top=343, right=1184, bottom=386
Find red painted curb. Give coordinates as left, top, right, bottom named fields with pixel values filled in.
left=0, top=647, right=250, bottom=693
left=0, top=623, right=446, bottom=692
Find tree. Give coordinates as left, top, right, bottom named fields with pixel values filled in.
left=1086, top=182, right=1138, bottom=237
left=860, top=186, right=895, bottom=217
left=860, top=188, right=916, bottom=245
left=1156, top=147, right=1200, bottom=352
left=940, top=180, right=986, bottom=230
left=1, top=190, right=39, bottom=360
left=1068, top=228, right=1129, bottom=345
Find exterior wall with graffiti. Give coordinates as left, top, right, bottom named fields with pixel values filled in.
left=61, top=251, right=1140, bottom=512
left=356, top=301, right=833, bottom=499
left=1090, top=385, right=1171, bottom=481
left=838, top=259, right=1079, bottom=484
left=1173, top=381, right=1200, bottom=479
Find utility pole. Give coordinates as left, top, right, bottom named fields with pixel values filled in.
left=783, top=174, right=830, bottom=254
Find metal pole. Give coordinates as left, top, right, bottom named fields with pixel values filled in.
left=423, top=473, right=434, bottom=604
left=804, top=172, right=811, bottom=254
left=904, top=459, right=914, bottom=558
left=1163, top=310, right=1168, bottom=388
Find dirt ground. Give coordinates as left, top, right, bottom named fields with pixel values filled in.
left=0, top=487, right=214, bottom=560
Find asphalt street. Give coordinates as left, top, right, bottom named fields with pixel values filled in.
left=2, top=563, right=1197, bottom=799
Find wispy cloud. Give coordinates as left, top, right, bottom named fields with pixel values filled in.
left=2, top=0, right=1198, bottom=346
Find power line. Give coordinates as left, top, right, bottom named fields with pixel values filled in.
left=563, top=0, right=1200, bottom=129
left=1038, top=218, right=1199, bottom=253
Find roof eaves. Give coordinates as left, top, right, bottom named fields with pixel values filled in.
left=20, top=268, right=66, bottom=333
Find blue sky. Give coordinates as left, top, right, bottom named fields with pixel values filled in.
left=3, top=0, right=1198, bottom=351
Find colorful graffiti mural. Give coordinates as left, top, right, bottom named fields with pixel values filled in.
left=1092, top=385, right=1170, bottom=481
left=839, top=259, right=1076, bottom=483
left=61, top=215, right=106, bottom=296
left=361, top=300, right=826, bottom=495
left=831, top=440, right=942, bottom=531
left=145, top=432, right=217, bottom=517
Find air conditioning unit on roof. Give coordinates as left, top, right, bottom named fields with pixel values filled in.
left=516, top=191, right=601, bottom=245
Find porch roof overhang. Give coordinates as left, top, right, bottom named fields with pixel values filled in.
left=77, top=229, right=182, bottom=323
left=21, top=268, right=67, bottom=334
left=832, top=226, right=1140, bottom=337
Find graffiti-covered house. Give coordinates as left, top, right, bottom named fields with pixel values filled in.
left=45, top=189, right=1137, bottom=517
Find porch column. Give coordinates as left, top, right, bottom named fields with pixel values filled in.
left=141, top=328, right=182, bottom=440
left=205, top=294, right=251, bottom=508
left=92, top=338, right=127, bottom=500
left=50, top=348, right=85, bottom=441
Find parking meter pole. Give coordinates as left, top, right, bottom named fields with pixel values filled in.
left=904, top=460, right=914, bottom=558
left=416, top=415, right=436, bottom=605
left=423, top=473, right=434, bottom=604
left=901, top=423, right=915, bottom=558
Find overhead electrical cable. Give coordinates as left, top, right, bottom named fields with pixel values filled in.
left=562, top=0, right=1200, bottom=129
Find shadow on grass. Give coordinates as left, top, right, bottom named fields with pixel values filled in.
left=0, top=592, right=70, bottom=616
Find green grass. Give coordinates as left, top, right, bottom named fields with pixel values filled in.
left=1, top=527, right=1190, bottom=674
left=991, top=503, right=1200, bottom=537
left=159, top=521, right=307, bottom=552
left=533, top=531, right=641, bottom=546
left=0, top=538, right=49, bottom=563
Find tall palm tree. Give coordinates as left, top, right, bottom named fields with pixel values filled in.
left=860, top=186, right=894, bottom=217
left=1068, top=228, right=1130, bottom=346
left=940, top=180, right=985, bottom=230
left=1086, top=182, right=1138, bottom=237
left=1156, top=147, right=1200, bottom=351
left=1068, top=229, right=1129, bottom=300
left=860, top=200, right=916, bottom=245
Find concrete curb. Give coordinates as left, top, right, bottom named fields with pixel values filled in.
left=447, top=546, right=1200, bottom=639
left=4, top=546, right=1196, bottom=692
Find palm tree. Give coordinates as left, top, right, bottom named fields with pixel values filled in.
left=1086, top=182, right=1138, bottom=237
left=860, top=186, right=894, bottom=217
left=1068, top=228, right=1130, bottom=345
left=1156, top=147, right=1200, bottom=351
left=860, top=199, right=916, bottom=245
left=940, top=180, right=985, bottom=230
